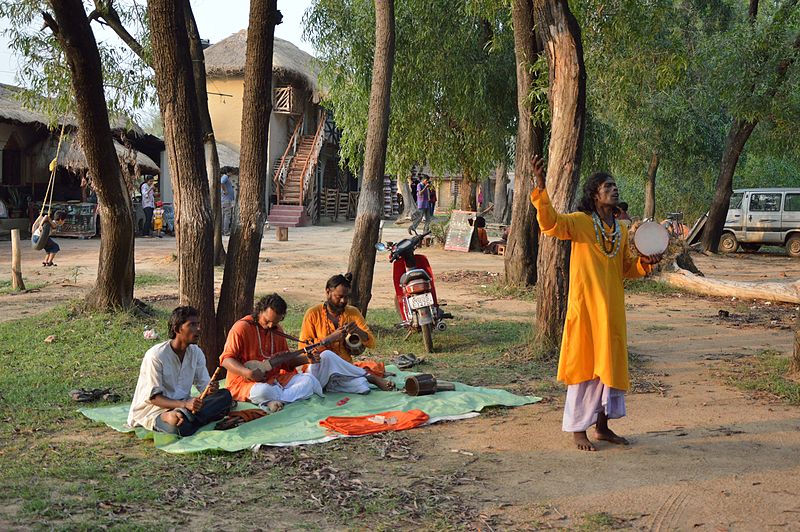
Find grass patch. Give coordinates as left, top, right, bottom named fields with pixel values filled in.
left=579, top=512, right=626, bottom=530
left=0, top=301, right=546, bottom=529
left=725, top=350, right=800, bottom=405
left=643, top=324, right=674, bottom=332
left=480, top=279, right=536, bottom=301
left=624, top=278, right=686, bottom=296
left=134, top=272, right=176, bottom=287
left=0, top=279, right=47, bottom=294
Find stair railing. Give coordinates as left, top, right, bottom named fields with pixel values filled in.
left=274, top=117, right=303, bottom=204
left=299, top=110, right=327, bottom=205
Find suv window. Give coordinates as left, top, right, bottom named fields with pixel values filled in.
left=729, top=193, right=743, bottom=209
left=749, top=193, right=781, bottom=212
left=785, top=194, right=800, bottom=212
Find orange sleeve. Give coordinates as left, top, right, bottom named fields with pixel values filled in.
left=299, top=306, right=320, bottom=349
left=219, top=319, right=248, bottom=365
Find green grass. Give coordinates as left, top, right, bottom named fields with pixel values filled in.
left=0, top=301, right=550, bottom=529
left=579, top=512, right=623, bottom=530
left=624, top=278, right=687, bottom=296
left=0, top=279, right=48, bottom=294
left=643, top=324, right=675, bottom=332
left=726, top=350, right=800, bottom=405
left=134, top=272, right=177, bottom=287
left=480, top=279, right=537, bottom=301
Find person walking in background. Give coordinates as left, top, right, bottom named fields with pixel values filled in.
left=408, top=174, right=432, bottom=235
left=221, top=173, right=235, bottom=236
left=140, top=176, right=155, bottom=237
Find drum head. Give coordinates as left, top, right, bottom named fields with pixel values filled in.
left=633, top=221, right=669, bottom=256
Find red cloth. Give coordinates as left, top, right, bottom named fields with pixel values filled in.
left=319, top=409, right=429, bottom=436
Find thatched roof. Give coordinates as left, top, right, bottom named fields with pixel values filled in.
left=0, top=83, right=145, bottom=134
left=33, top=135, right=160, bottom=174
left=204, top=32, right=320, bottom=98
left=216, top=142, right=240, bottom=173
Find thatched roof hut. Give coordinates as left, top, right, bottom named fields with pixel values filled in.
left=32, top=135, right=160, bottom=176
left=204, top=33, right=321, bottom=100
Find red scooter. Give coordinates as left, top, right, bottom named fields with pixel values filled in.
left=375, top=232, right=452, bottom=352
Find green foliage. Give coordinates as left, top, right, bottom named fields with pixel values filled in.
left=0, top=1, right=154, bottom=127
left=304, top=0, right=518, bottom=181
left=726, top=350, right=800, bottom=405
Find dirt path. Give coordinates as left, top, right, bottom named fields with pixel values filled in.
left=1, top=223, right=799, bottom=529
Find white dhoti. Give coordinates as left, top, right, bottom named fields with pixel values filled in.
left=249, top=373, right=323, bottom=406
left=562, top=377, right=626, bottom=432
left=304, top=350, right=371, bottom=394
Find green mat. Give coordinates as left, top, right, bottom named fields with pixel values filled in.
left=80, top=366, right=540, bottom=454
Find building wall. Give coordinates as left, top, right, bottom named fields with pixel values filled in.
left=206, top=77, right=246, bottom=150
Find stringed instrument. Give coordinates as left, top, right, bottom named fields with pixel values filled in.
left=243, top=339, right=327, bottom=376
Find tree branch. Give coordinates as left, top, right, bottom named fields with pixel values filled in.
left=93, top=0, right=149, bottom=65
left=41, top=11, right=59, bottom=34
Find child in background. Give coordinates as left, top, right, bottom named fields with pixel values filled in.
left=153, top=201, right=165, bottom=238
left=32, top=210, right=67, bottom=267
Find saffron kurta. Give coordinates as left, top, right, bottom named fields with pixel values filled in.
left=531, top=189, right=651, bottom=391
left=299, top=304, right=376, bottom=363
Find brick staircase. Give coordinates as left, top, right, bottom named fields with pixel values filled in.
left=267, top=204, right=310, bottom=227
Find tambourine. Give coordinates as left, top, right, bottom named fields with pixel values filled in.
left=633, top=221, right=669, bottom=256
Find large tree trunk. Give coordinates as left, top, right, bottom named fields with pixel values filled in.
left=701, top=119, right=757, bottom=252
left=399, top=175, right=416, bottom=220
left=493, top=163, right=509, bottom=223
left=644, top=151, right=658, bottom=220
left=217, top=1, right=281, bottom=340
left=505, top=0, right=544, bottom=287
left=347, top=0, right=395, bottom=315
left=533, top=0, right=586, bottom=347
left=459, top=176, right=478, bottom=211
left=657, top=267, right=799, bottom=304
left=149, top=1, right=217, bottom=367
left=46, top=2, right=135, bottom=310
left=184, top=0, right=225, bottom=266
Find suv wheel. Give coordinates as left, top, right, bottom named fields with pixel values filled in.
left=787, top=234, right=800, bottom=258
left=719, top=232, right=738, bottom=254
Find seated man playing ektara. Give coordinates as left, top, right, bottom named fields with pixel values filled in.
left=128, top=306, right=232, bottom=437
left=299, top=273, right=395, bottom=393
left=220, top=294, right=323, bottom=412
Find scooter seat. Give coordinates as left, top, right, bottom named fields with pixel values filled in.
left=400, top=269, right=430, bottom=286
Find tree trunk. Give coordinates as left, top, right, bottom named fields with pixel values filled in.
left=493, top=163, right=509, bottom=223
left=47, top=1, right=135, bottom=310
left=183, top=0, right=225, bottom=266
left=533, top=0, right=586, bottom=347
left=701, top=119, right=757, bottom=252
left=505, top=0, right=544, bottom=288
left=791, top=319, right=800, bottom=375
left=11, top=228, right=24, bottom=291
left=480, top=177, right=491, bottom=212
left=459, top=176, right=478, bottom=211
left=217, top=1, right=281, bottom=341
left=399, top=175, right=416, bottom=219
left=148, top=1, right=217, bottom=366
left=346, top=0, right=395, bottom=315
left=656, top=267, right=799, bottom=304
left=644, top=151, right=658, bottom=220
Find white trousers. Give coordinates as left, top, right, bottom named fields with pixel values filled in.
left=249, top=373, right=323, bottom=406
left=562, top=378, right=626, bottom=432
left=304, top=350, right=371, bottom=394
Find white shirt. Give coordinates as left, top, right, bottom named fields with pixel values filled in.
left=141, top=182, right=155, bottom=209
left=127, top=341, right=210, bottom=430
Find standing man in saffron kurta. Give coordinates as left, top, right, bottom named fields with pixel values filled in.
left=530, top=156, right=662, bottom=451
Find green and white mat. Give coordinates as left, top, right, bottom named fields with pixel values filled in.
left=80, top=367, right=540, bottom=454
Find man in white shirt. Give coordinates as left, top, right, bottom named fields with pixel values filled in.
left=220, top=173, right=235, bottom=236
left=140, top=176, right=156, bottom=237
left=128, top=306, right=232, bottom=436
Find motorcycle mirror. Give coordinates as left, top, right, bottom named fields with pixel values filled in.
left=374, top=242, right=387, bottom=252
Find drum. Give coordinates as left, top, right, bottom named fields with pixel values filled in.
left=633, top=221, right=669, bottom=256
left=404, top=374, right=456, bottom=396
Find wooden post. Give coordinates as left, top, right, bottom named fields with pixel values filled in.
left=11, top=228, right=26, bottom=291
left=276, top=226, right=288, bottom=241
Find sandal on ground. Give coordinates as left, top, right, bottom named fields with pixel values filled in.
left=394, top=353, right=423, bottom=370
left=69, top=387, right=111, bottom=402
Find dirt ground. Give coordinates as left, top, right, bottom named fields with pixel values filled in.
left=2, top=222, right=800, bottom=530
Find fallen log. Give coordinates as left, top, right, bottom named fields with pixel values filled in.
left=655, top=266, right=800, bottom=304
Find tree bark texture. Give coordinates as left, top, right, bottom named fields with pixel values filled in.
left=493, top=163, right=509, bottom=223
left=399, top=176, right=416, bottom=219
left=217, top=0, right=281, bottom=341
left=791, top=319, right=800, bottom=375
left=183, top=0, right=225, bottom=266
left=459, top=178, right=478, bottom=211
left=533, top=0, right=586, bottom=347
left=656, top=268, right=799, bottom=304
left=644, top=151, right=658, bottom=220
left=701, top=119, right=757, bottom=252
left=346, top=0, right=395, bottom=315
left=148, top=0, right=217, bottom=365
left=48, top=1, right=135, bottom=310
left=11, top=228, right=24, bottom=290
left=505, top=0, right=544, bottom=288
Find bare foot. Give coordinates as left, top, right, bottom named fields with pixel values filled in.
left=367, top=374, right=396, bottom=391
left=594, top=426, right=629, bottom=445
left=161, top=410, right=185, bottom=427
left=573, top=431, right=597, bottom=451
left=265, top=400, right=283, bottom=413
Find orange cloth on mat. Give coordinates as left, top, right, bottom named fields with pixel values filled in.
left=353, top=360, right=385, bottom=377
left=319, top=409, right=429, bottom=436
left=219, top=316, right=297, bottom=402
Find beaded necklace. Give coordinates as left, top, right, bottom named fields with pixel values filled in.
left=591, top=211, right=621, bottom=258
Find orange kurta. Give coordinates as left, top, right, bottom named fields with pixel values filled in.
left=219, top=316, right=296, bottom=402
left=531, top=189, right=651, bottom=391
left=299, top=304, right=376, bottom=363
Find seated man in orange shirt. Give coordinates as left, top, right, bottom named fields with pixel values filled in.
left=300, top=273, right=395, bottom=393
left=220, top=294, right=323, bottom=411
